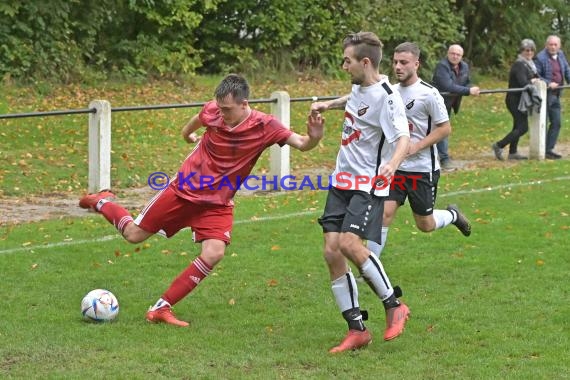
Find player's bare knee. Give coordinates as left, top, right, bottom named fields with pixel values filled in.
left=416, top=221, right=435, bottom=233
left=122, top=224, right=150, bottom=244
left=200, top=240, right=226, bottom=266
left=122, top=231, right=145, bottom=244
left=338, top=241, right=349, bottom=256
left=201, top=250, right=224, bottom=266
left=323, top=247, right=341, bottom=265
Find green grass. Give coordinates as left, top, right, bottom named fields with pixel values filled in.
left=1, top=77, right=570, bottom=378
left=1, top=160, right=570, bottom=379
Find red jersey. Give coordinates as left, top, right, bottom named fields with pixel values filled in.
left=171, top=101, right=293, bottom=205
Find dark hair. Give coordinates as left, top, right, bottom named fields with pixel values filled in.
left=214, top=74, right=250, bottom=102
left=394, top=42, right=421, bottom=59
left=342, top=31, right=383, bottom=69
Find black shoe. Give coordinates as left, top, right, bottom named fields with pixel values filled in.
left=545, top=151, right=562, bottom=160
left=440, top=159, right=456, bottom=171
left=508, top=153, right=528, bottom=160
left=447, top=204, right=471, bottom=237
left=492, top=143, right=504, bottom=161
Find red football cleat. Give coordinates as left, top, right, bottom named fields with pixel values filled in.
left=384, top=303, right=410, bottom=341
left=329, top=329, right=372, bottom=353
left=79, top=190, right=116, bottom=211
left=146, top=306, right=189, bottom=327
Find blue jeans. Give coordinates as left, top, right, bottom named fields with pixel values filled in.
left=437, top=137, right=449, bottom=162
left=437, top=106, right=452, bottom=162
left=546, top=93, right=561, bottom=152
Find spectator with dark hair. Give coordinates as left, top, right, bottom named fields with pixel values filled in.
left=310, top=31, right=410, bottom=353
left=492, top=39, right=540, bottom=160
left=78, top=74, right=324, bottom=327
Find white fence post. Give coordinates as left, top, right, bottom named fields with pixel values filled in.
left=269, top=91, right=291, bottom=190
left=528, top=81, right=547, bottom=160
left=88, top=100, right=112, bottom=193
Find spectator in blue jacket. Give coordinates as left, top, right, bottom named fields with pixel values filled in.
left=535, top=35, right=570, bottom=159
left=432, top=44, right=480, bottom=169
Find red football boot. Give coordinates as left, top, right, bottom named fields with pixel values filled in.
left=329, top=329, right=372, bottom=353
left=79, top=190, right=116, bottom=211
left=146, top=306, right=189, bottom=327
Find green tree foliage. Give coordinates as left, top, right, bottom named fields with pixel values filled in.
left=365, top=1, right=463, bottom=78
left=0, top=1, right=99, bottom=82
left=0, top=0, right=569, bottom=83
left=456, top=0, right=570, bottom=73
left=96, top=0, right=209, bottom=78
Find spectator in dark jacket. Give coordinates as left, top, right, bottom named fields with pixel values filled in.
left=534, top=35, right=570, bottom=159
left=432, top=44, right=480, bottom=169
left=492, top=39, right=540, bottom=160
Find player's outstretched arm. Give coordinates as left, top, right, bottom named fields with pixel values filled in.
left=310, top=94, right=349, bottom=114
left=181, top=114, right=203, bottom=143
left=286, top=113, right=325, bottom=152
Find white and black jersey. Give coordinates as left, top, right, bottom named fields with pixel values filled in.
left=331, top=77, right=409, bottom=197
left=394, top=79, right=449, bottom=172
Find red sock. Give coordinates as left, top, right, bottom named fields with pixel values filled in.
left=162, top=256, right=212, bottom=306
left=99, top=202, right=133, bottom=234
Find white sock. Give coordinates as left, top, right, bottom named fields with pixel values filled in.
left=360, top=254, right=394, bottom=301
left=150, top=298, right=171, bottom=311
left=367, top=226, right=389, bottom=258
left=331, top=272, right=360, bottom=313
left=96, top=199, right=110, bottom=212
left=433, top=209, right=454, bottom=229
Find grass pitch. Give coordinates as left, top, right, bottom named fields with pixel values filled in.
left=1, top=76, right=570, bottom=378
left=1, top=160, right=569, bottom=379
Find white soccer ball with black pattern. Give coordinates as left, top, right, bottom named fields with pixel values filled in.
left=81, top=289, right=119, bottom=322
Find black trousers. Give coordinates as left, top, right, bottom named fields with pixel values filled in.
left=497, top=99, right=528, bottom=154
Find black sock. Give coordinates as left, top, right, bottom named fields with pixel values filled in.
left=342, top=308, right=366, bottom=331
left=382, top=294, right=401, bottom=310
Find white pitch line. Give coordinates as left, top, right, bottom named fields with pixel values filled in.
left=1, top=175, right=569, bottom=256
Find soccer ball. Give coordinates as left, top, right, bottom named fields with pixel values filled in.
left=81, top=289, right=119, bottom=322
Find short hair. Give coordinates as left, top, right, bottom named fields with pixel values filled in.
left=394, top=42, right=421, bottom=60
left=214, top=74, right=250, bottom=102
left=343, top=31, right=384, bottom=69
left=546, top=35, right=561, bottom=44
left=519, top=39, right=536, bottom=52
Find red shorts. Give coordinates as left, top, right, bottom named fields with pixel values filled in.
left=134, top=186, right=233, bottom=244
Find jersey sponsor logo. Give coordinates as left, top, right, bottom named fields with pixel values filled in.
left=341, top=112, right=361, bottom=146
left=341, top=129, right=361, bottom=145
left=406, top=99, right=415, bottom=110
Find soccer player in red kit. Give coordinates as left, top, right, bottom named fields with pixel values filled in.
left=79, top=74, right=324, bottom=326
